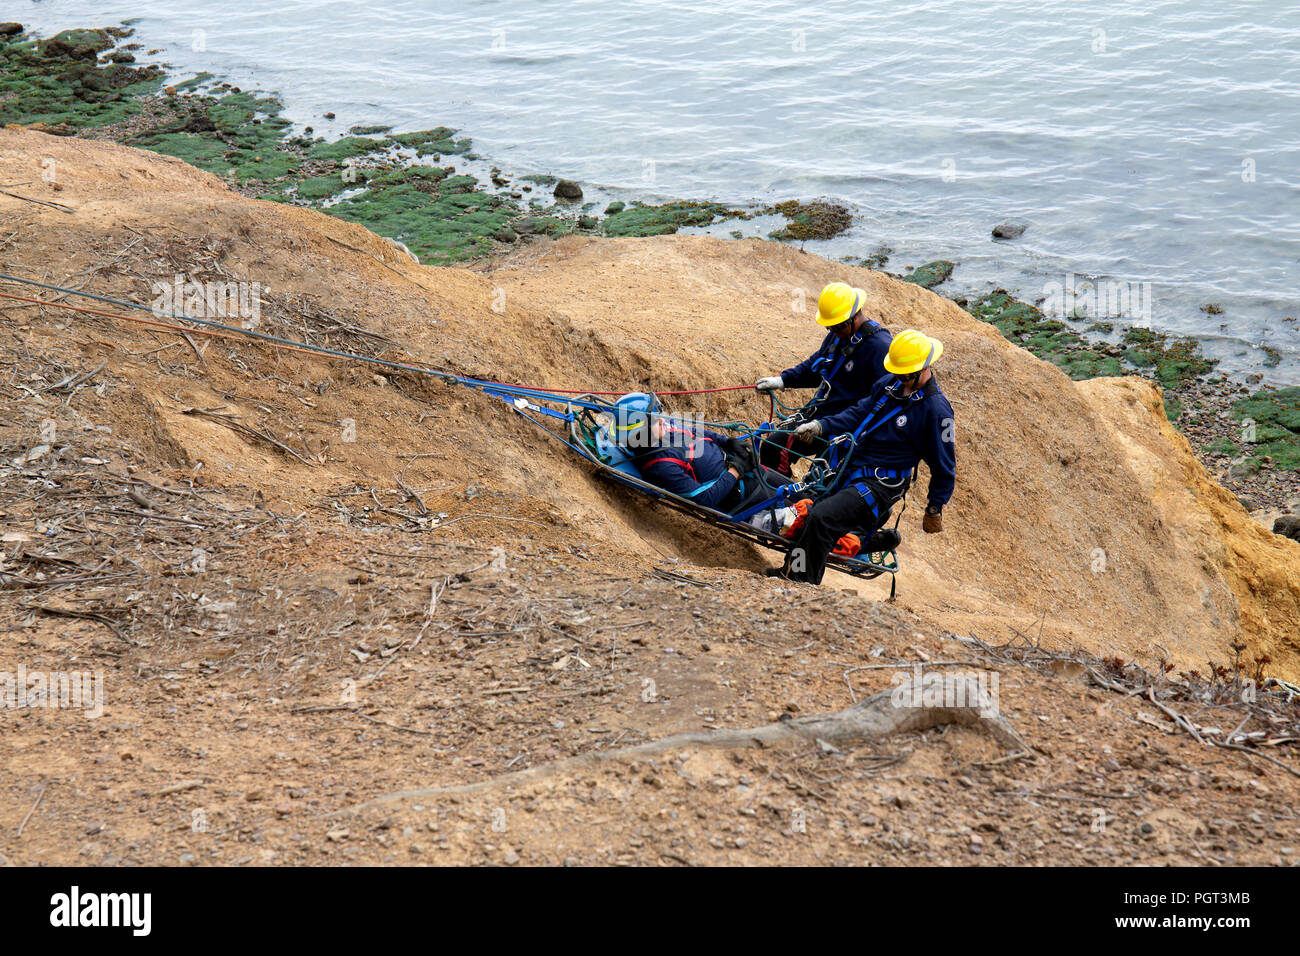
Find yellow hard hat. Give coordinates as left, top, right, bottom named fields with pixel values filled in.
left=816, top=282, right=867, bottom=327
left=884, top=329, right=944, bottom=374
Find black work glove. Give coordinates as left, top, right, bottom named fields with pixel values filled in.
left=721, top=437, right=757, bottom=474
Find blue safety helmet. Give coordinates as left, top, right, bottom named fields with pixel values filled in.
left=611, top=392, right=659, bottom=451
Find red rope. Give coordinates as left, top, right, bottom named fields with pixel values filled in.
left=483, top=381, right=754, bottom=396
left=779, top=432, right=795, bottom=476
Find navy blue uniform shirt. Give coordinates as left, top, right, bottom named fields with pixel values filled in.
left=633, top=424, right=737, bottom=510
left=781, top=320, right=893, bottom=419
left=820, top=374, right=957, bottom=507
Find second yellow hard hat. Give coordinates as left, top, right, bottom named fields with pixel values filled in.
left=816, top=282, right=867, bottom=327
left=884, top=329, right=944, bottom=374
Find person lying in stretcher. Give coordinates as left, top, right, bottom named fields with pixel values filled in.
left=608, top=408, right=780, bottom=512
left=617, top=409, right=766, bottom=511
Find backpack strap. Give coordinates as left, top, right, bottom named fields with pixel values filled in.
left=812, top=320, right=885, bottom=385
left=642, top=454, right=696, bottom=481
left=643, top=431, right=730, bottom=500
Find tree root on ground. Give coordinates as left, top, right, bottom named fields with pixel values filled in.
left=342, top=677, right=1030, bottom=813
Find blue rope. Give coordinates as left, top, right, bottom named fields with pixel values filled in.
left=0, top=272, right=614, bottom=414
left=0, top=272, right=782, bottom=467
left=479, top=383, right=608, bottom=412
left=509, top=407, right=588, bottom=456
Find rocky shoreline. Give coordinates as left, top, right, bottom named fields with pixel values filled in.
left=1, top=22, right=1294, bottom=529
left=0, top=24, right=854, bottom=263
left=948, top=283, right=1298, bottom=522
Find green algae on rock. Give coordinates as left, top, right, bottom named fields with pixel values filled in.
left=40, top=28, right=114, bottom=60
left=1231, top=386, right=1300, bottom=471
left=4, top=26, right=528, bottom=264
left=601, top=200, right=748, bottom=237
left=417, top=139, right=472, bottom=157
left=964, top=289, right=1227, bottom=426
left=305, top=135, right=391, bottom=163
left=900, top=260, right=954, bottom=290
left=513, top=215, right=573, bottom=236
left=367, top=165, right=448, bottom=188
left=126, top=88, right=300, bottom=183
left=327, top=177, right=518, bottom=265
left=0, top=27, right=165, bottom=130
left=388, top=128, right=454, bottom=147
left=965, top=289, right=1123, bottom=381
left=1205, top=436, right=1241, bottom=456
left=1036, top=325, right=1295, bottom=503
left=293, top=172, right=353, bottom=200
left=765, top=200, right=852, bottom=241
left=1120, top=327, right=1216, bottom=390
left=388, top=128, right=472, bottom=156
left=843, top=247, right=891, bottom=269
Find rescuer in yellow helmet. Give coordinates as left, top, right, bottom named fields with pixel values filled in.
left=771, top=329, right=956, bottom=585
left=754, top=282, right=894, bottom=472
left=754, top=281, right=893, bottom=419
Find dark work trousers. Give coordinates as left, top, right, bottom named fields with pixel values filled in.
left=782, top=476, right=904, bottom=585
left=724, top=466, right=797, bottom=515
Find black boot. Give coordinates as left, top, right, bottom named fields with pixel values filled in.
left=865, top=528, right=901, bottom=553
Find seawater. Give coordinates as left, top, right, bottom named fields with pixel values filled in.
left=18, top=0, right=1300, bottom=382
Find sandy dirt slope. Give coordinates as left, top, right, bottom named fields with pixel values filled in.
left=1, top=128, right=1298, bottom=867
left=5, top=128, right=1295, bottom=674
left=481, top=234, right=1299, bottom=673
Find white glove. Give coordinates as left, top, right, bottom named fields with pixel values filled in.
left=755, top=376, right=784, bottom=393
left=794, top=420, right=823, bottom=439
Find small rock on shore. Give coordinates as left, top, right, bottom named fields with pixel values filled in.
left=553, top=179, right=583, bottom=201
left=1274, top=516, right=1300, bottom=542
left=992, top=219, right=1028, bottom=239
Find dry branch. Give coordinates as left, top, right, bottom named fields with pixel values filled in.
left=181, top=407, right=318, bottom=465
left=341, top=677, right=1030, bottom=813
left=0, top=189, right=76, bottom=214
left=155, top=779, right=205, bottom=797
left=16, top=783, right=48, bottom=838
